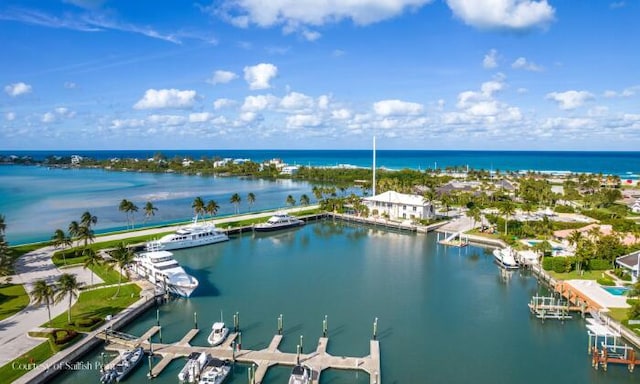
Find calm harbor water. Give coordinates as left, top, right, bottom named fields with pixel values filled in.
left=52, top=221, right=636, bottom=383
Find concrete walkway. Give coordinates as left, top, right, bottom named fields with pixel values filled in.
left=0, top=206, right=317, bottom=368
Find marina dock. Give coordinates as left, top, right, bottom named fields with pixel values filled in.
left=97, top=325, right=382, bottom=384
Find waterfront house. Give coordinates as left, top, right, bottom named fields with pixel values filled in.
left=616, top=251, right=640, bottom=283
left=363, top=190, right=434, bottom=221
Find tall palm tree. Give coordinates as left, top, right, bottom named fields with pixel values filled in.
left=109, top=242, right=135, bottom=298
left=51, top=229, right=71, bottom=249
left=286, top=195, right=296, bottom=207
left=247, top=193, right=256, bottom=211
left=32, top=279, right=56, bottom=327
left=230, top=193, right=241, bottom=214
left=55, top=273, right=80, bottom=324
left=0, top=214, right=6, bottom=234
left=128, top=201, right=139, bottom=228
left=498, top=200, right=516, bottom=236
left=205, top=200, right=220, bottom=221
left=77, top=223, right=95, bottom=249
left=467, top=206, right=482, bottom=229
left=300, top=194, right=310, bottom=206
left=68, top=220, right=80, bottom=247
left=311, top=186, right=323, bottom=201
left=192, top=197, right=205, bottom=218
left=143, top=201, right=158, bottom=223
left=82, top=248, right=103, bottom=286
left=80, top=211, right=97, bottom=230
left=119, top=199, right=132, bottom=229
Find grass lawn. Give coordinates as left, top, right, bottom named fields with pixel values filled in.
left=0, top=342, right=54, bottom=383
left=608, top=307, right=629, bottom=323
left=0, top=283, right=30, bottom=321
left=548, top=270, right=603, bottom=280
left=46, top=284, right=141, bottom=330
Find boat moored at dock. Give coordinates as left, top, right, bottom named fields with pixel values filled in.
left=207, top=322, right=230, bottom=346
left=493, top=247, right=519, bottom=269
left=288, top=364, right=312, bottom=384
left=147, top=215, right=229, bottom=250
left=100, top=347, right=144, bottom=383
left=199, top=358, right=231, bottom=384
left=133, top=245, right=199, bottom=297
left=178, top=351, right=210, bottom=383
left=254, top=212, right=305, bottom=232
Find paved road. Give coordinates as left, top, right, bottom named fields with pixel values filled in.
left=0, top=206, right=317, bottom=367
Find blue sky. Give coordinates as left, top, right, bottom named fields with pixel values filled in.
left=1, top=0, right=639, bottom=150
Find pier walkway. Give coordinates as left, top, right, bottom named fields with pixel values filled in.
left=97, top=326, right=382, bottom=384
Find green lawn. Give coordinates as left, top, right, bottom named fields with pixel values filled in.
left=547, top=270, right=603, bottom=280
left=0, top=283, right=30, bottom=321
left=0, top=342, right=54, bottom=383
left=46, top=284, right=141, bottom=330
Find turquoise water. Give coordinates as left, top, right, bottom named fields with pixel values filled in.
left=51, top=222, right=637, bottom=383
left=0, top=165, right=317, bottom=244
left=602, top=286, right=630, bottom=296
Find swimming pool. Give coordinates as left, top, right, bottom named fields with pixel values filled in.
left=602, top=286, right=629, bottom=296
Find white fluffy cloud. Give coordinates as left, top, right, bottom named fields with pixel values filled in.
left=5, top=112, right=16, bottom=121
left=41, top=107, right=76, bottom=123
left=213, top=98, right=237, bottom=110
left=546, top=90, right=594, bottom=110
left=64, top=81, right=77, bottom=89
left=4, top=82, right=32, bottom=97
left=280, top=92, right=314, bottom=111
left=244, top=63, right=278, bottom=90
left=207, top=70, right=238, bottom=85
left=133, top=89, right=197, bottom=109
left=286, top=114, right=322, bottom=128
left=212, top=0, right=433, bottom=29
left=111, top=118, right=145, bottom=129
left=446, top=0, right=554, bottom=30
left=189, top=112, right=214, bottom=123
left=241, top=94, right=278, bottom=111
left=373, top=99, right=423, bottom=116
left=511, top=57, right=543, bottom=71
left=483, top=49, right=498, bottom=69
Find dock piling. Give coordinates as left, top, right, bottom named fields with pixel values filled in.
left=159, top=325, right=162, bottom=343
left=300, top=335, right=304, bottom=354
left=234, top=312, right=240, bottom=332
left=148, top=354, right=153, bottom=378
left=373, top=317, right=378, bottom=341
left=323, top=315, right=328, bottom=337
left=194, top=312, right=198, bottom=329
left=278, top=314, right=283, bottom=335
left=156, top=308, right=160, bottom=326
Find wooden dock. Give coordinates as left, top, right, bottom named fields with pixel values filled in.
left=97, top=326, right=382, bottom=384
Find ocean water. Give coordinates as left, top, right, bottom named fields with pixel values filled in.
left=50, top=222, right=637, bottom=384
left=4, top=149, right=640, bottom=176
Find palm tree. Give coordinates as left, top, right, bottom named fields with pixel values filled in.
left=119, top=199, right=132, bottom=229
left=82, top=248, right=103, bottom=286
left=55, top=273, right=80, bottom=324
left=77, top=223, right=95, bottom=249
left=68, top=220, right=80, bottom=247
left=109, top=242, right=135, bottom=298
left=498, top=200, right=516, bottom=236
left=247, top=193, right=256, bottom=211
left=143, top=201, right=158, bottom=223
left=0, top=214, right=6, bottom=234
left=311, top=186, right=323, bottom=201
left=127, top=201, right=139, bottom=228
left=467, top=206, right=482, bottom=229
left=230, top=193, right=241, bottom=214
left=205, top=200, right=220, bottom=221
left=80, top=211, right=97, bottom=230
left=51, top=229, right=71, bottom=250
left=300, top=194, right=310, bottom=206
left=192, top=197, right=205, bottom=218
left=286, top=195, right=296, bottom=207
left=32, top=279, right=56, bottom=327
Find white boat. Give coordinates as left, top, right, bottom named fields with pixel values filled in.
left=178, top=352, right=210, bottom=383
left=254, top=212, right=304, bottom=232
left=147, top=215, right=229, bottom=250
left=288, top=364, right=312, bottom=384
left=100, top=347, right=144, bottom=383
left=199, top=358, right=231, bottom=384
left=493, top=247, right=519, bottom=270
left=207, top=322, right=230, bottom=346
left=133, top=245, right=199, bottom=297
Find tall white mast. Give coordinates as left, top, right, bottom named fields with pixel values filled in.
left=372, top=136, right=376, bottom=196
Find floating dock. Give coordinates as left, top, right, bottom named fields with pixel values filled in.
left=97, top=325, right=382, bottom=384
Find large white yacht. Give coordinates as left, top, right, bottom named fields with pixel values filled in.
left=147, top=216, right=229, bottom=250
left=133, top=245, right=199, bottom=297
left=493, top=247, right=519, bottom=270
left=254, top=212, right=304, bottom=232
